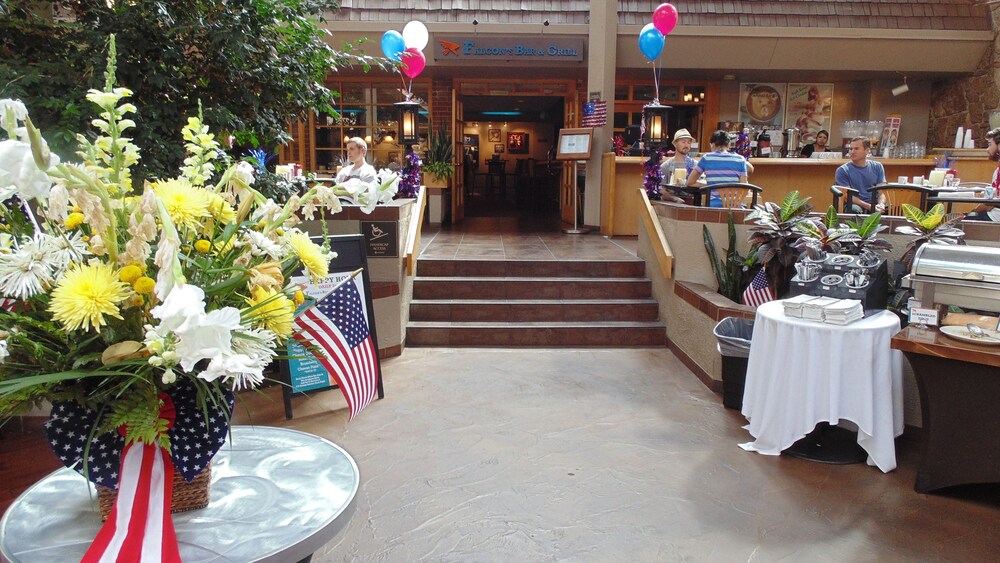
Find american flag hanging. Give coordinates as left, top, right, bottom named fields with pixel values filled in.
left=292, top=275, right=380, bottom=420
left=742, top=268, right=776, bottom=308
left=580, top=100, right=607, bottom=128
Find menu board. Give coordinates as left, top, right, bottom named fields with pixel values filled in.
left=556, top=127, right=594, bottom=160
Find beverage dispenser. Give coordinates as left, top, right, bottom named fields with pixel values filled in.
left=782, top=128, right=801, bottom=158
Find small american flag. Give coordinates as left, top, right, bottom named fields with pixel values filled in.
left=581, top=100, right=607, bottom=128
left=742, top=268, right=776, bottom=308
left=293, top=275, right=380, bottom=420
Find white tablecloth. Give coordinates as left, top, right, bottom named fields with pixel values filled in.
left=739, top=300, right=904, bottom=472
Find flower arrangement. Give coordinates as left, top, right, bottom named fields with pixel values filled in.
left=643, top=150, right=663, bottom=201
left=0, top=46, right=399, bottom=452
left=397, top=150, right=422, bottom=198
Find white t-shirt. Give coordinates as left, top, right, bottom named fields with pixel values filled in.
left=335, top=161, right=377, bottom=184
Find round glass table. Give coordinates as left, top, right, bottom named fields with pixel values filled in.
left=1, top=426, right=359, bottom=562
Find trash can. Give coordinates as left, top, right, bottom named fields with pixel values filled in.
left=713, top=317, right=755, bottom=410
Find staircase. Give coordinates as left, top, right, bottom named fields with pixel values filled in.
left=406, top=258, right=666, bottom=347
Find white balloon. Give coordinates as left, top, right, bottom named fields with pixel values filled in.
left=402, top=20, right=429, bottom=51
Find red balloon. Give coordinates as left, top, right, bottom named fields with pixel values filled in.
left=401, top=47, right=426, bottom=79
left=652, top=3, right=678, bottom=36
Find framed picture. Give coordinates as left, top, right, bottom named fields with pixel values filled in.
left=507, top=132, right=529, bottom=154
left=738, top=83, right=786, bottom=128
left=494, top=144, right=504, bottom=153
left=784, top=83, right=834, bottom=145
left=488, top=128, right=501, bottom=142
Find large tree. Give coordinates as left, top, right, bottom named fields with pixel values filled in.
left=0, top=0, right=388, bottom=178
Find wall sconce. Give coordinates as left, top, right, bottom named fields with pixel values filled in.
left=343, top=135, right=350, bottom=143
left=395, top=100, right=420, bottom=145
left=642, top=103, right=671, bottom=149
left=892, top=74, right=909, bottom=97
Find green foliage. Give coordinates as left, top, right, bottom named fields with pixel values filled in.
left=424, top=130, right=454, bottom=181
left=703, top=212, right=747, bottom=303
left=0, top=0, right=393, bottom=180
left=745, top=191, right=813, bottom=296
left=894, top=203, right=966, bottom=272
left=793, top=205, right=892, bottom=258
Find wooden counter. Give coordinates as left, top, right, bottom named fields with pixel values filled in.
left=601, top=154, right=645, bottom=236
left=746, top=157, right=936, bottom=208
left=891, top=325, right=1000, bottom=492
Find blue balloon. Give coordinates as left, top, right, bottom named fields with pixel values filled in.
left=638, top=23, right=664, bottom=61
left=381, top=30, right=405, bottom=62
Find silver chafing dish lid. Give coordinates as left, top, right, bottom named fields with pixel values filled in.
left=910, top=244, right=1000, bottom=284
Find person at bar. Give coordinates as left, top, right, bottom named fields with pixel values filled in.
left=335, top=137, right=378, bottom=184
left=799, top=129, right=831, bottom=157
left=834, top=136, right=885, bottom=212
left=686, top=130, right=749, bottom=207
left=660, top=129, right=697, bottom=203
left=968, top=127, right=1000, bottom=221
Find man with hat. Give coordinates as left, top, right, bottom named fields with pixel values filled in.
left=660, top=129, right=698, bottom=203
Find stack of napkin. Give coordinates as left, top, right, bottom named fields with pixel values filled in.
left=822, top=299, right=865, bottom=325
left=783, top=295, right=864, bottom=325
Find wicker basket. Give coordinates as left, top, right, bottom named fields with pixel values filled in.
left=97, top=463, right=211, bottom=521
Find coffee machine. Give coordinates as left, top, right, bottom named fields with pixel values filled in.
left=782, top=128, right=801, bottom=158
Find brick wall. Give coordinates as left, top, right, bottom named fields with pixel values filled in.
left=431, top=78, right=452, bottom=138
left=927, top=6, right=1000, bottom=150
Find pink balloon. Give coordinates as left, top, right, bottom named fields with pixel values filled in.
left=401, top=47, right=426, bottom=79
left=652, top=3, right=678, bottom=35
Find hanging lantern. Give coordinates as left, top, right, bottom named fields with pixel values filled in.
left=395, top=100, right=420, bottom=146
left=643, top=104, right=671, bottom=149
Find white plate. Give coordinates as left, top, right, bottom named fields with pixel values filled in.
left=939, top=325, right=1000, bottom=345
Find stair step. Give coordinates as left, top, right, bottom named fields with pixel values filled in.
left=416, top=259, right=646, bottom=278
left=409, top=299, right=660, bottom=322
left=405, top=321, right=668, bottom=347
left=413, top=277, right=653, bottom=299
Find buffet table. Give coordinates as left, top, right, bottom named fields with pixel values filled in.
left=740, top=301, right=904, bottom=472
left=0, top=426, right=359, bottom=562
left=890, top=326, right=1000, bottom=493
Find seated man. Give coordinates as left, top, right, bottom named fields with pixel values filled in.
left=659, top=128, right=697, bottom=203
left=834, top=136, right=885, bottom=212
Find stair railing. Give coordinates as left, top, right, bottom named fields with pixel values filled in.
left=639, top=188, right=674, bottom=280
left=404, top=185, right=428, bottom=276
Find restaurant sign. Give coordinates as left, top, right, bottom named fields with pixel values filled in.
left=433, top=36, right=584, bottom=62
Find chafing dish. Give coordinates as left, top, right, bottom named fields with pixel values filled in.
left=902, top=244, right=1000, bottom=314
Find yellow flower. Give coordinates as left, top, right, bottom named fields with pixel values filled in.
left=151, top=178, right=210, bottom=231
left=194, top=239, right=212, bottom=254
left=119, top=264, right=143, bottom=283
left=65, top=212, right=85, bottom=229
left=287, top=232, right=328, bottom=281
left=133, top=276, right=156, bottom=295
left=49, top=263, right=130, bottom=331
left=244, top=286, right=294, bottom=340
left=293, top=289, right=305, bottom=306
left=248, top=261, right=284, bottom=290
left=205, top=192, right=236, bottom=224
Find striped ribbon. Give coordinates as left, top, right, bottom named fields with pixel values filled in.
left=81, top=394, right=180, bottom=563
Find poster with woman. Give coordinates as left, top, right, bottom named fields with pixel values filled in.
left=785, top=84, right=833, bottom=144
left=738, top=83, right=785, bottom=128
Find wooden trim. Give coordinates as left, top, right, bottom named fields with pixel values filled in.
left=377, top=343, right=402, bottom=359
left=600, top=152, right=616, bottom=235
left=405, top=186, right=428, bottom=276
left=666, top=335, right=721, bottom=394
left=639, top=188, right=674, bottom=280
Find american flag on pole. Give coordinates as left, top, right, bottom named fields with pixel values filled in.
left=292, top=275, right=379, bottom=420
left=742, top=268, right=776, bottom=308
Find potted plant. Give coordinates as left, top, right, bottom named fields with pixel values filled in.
left=745, top=191, right=813, bottom=298
left=423, top=130, right=454, bottom=188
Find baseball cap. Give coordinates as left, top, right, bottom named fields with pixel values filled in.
left=673, top=129, right=694, bottom=142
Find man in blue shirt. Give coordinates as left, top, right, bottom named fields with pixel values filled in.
left=834, top=136, right=885, bottom=212
left=687, top=130, right=748, bottom=207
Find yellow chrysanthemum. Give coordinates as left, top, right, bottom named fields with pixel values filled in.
left=244, top=286, right=295, bottom=340
left=151, top=178, right=210, bottom=231
left=65, top=212, right=85, bottom=229
left=119, top=264, right=143, bottom=283
left=49, top=263, right=130, bottom=331
left=194, top=239, right=212, bottom=254
left=293, top=289, right=305, bottom=306
left=287, top=232, right=328, bottom=281
left=133, top=276, right=155, bottom=295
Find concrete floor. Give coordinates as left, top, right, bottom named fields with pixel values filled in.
left=234, top=347, right=1000, bottom=562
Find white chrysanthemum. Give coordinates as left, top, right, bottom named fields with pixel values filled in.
left=243, top=230, right=283, bottom=261
left=198, top=327, right=277, bottom=390
left=0, top=139, right=57, bottom=202
left=44, top=232, right=89, bottom=271
left=0, top=236, right=55, bottom=299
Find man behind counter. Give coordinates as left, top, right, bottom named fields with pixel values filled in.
left=834, top=136, right=885, bottom=212
left=335, top=137, right=378, bottom=184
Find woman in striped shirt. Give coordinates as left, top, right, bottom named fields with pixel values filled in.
left=686, top=130, right=750, bottom=207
